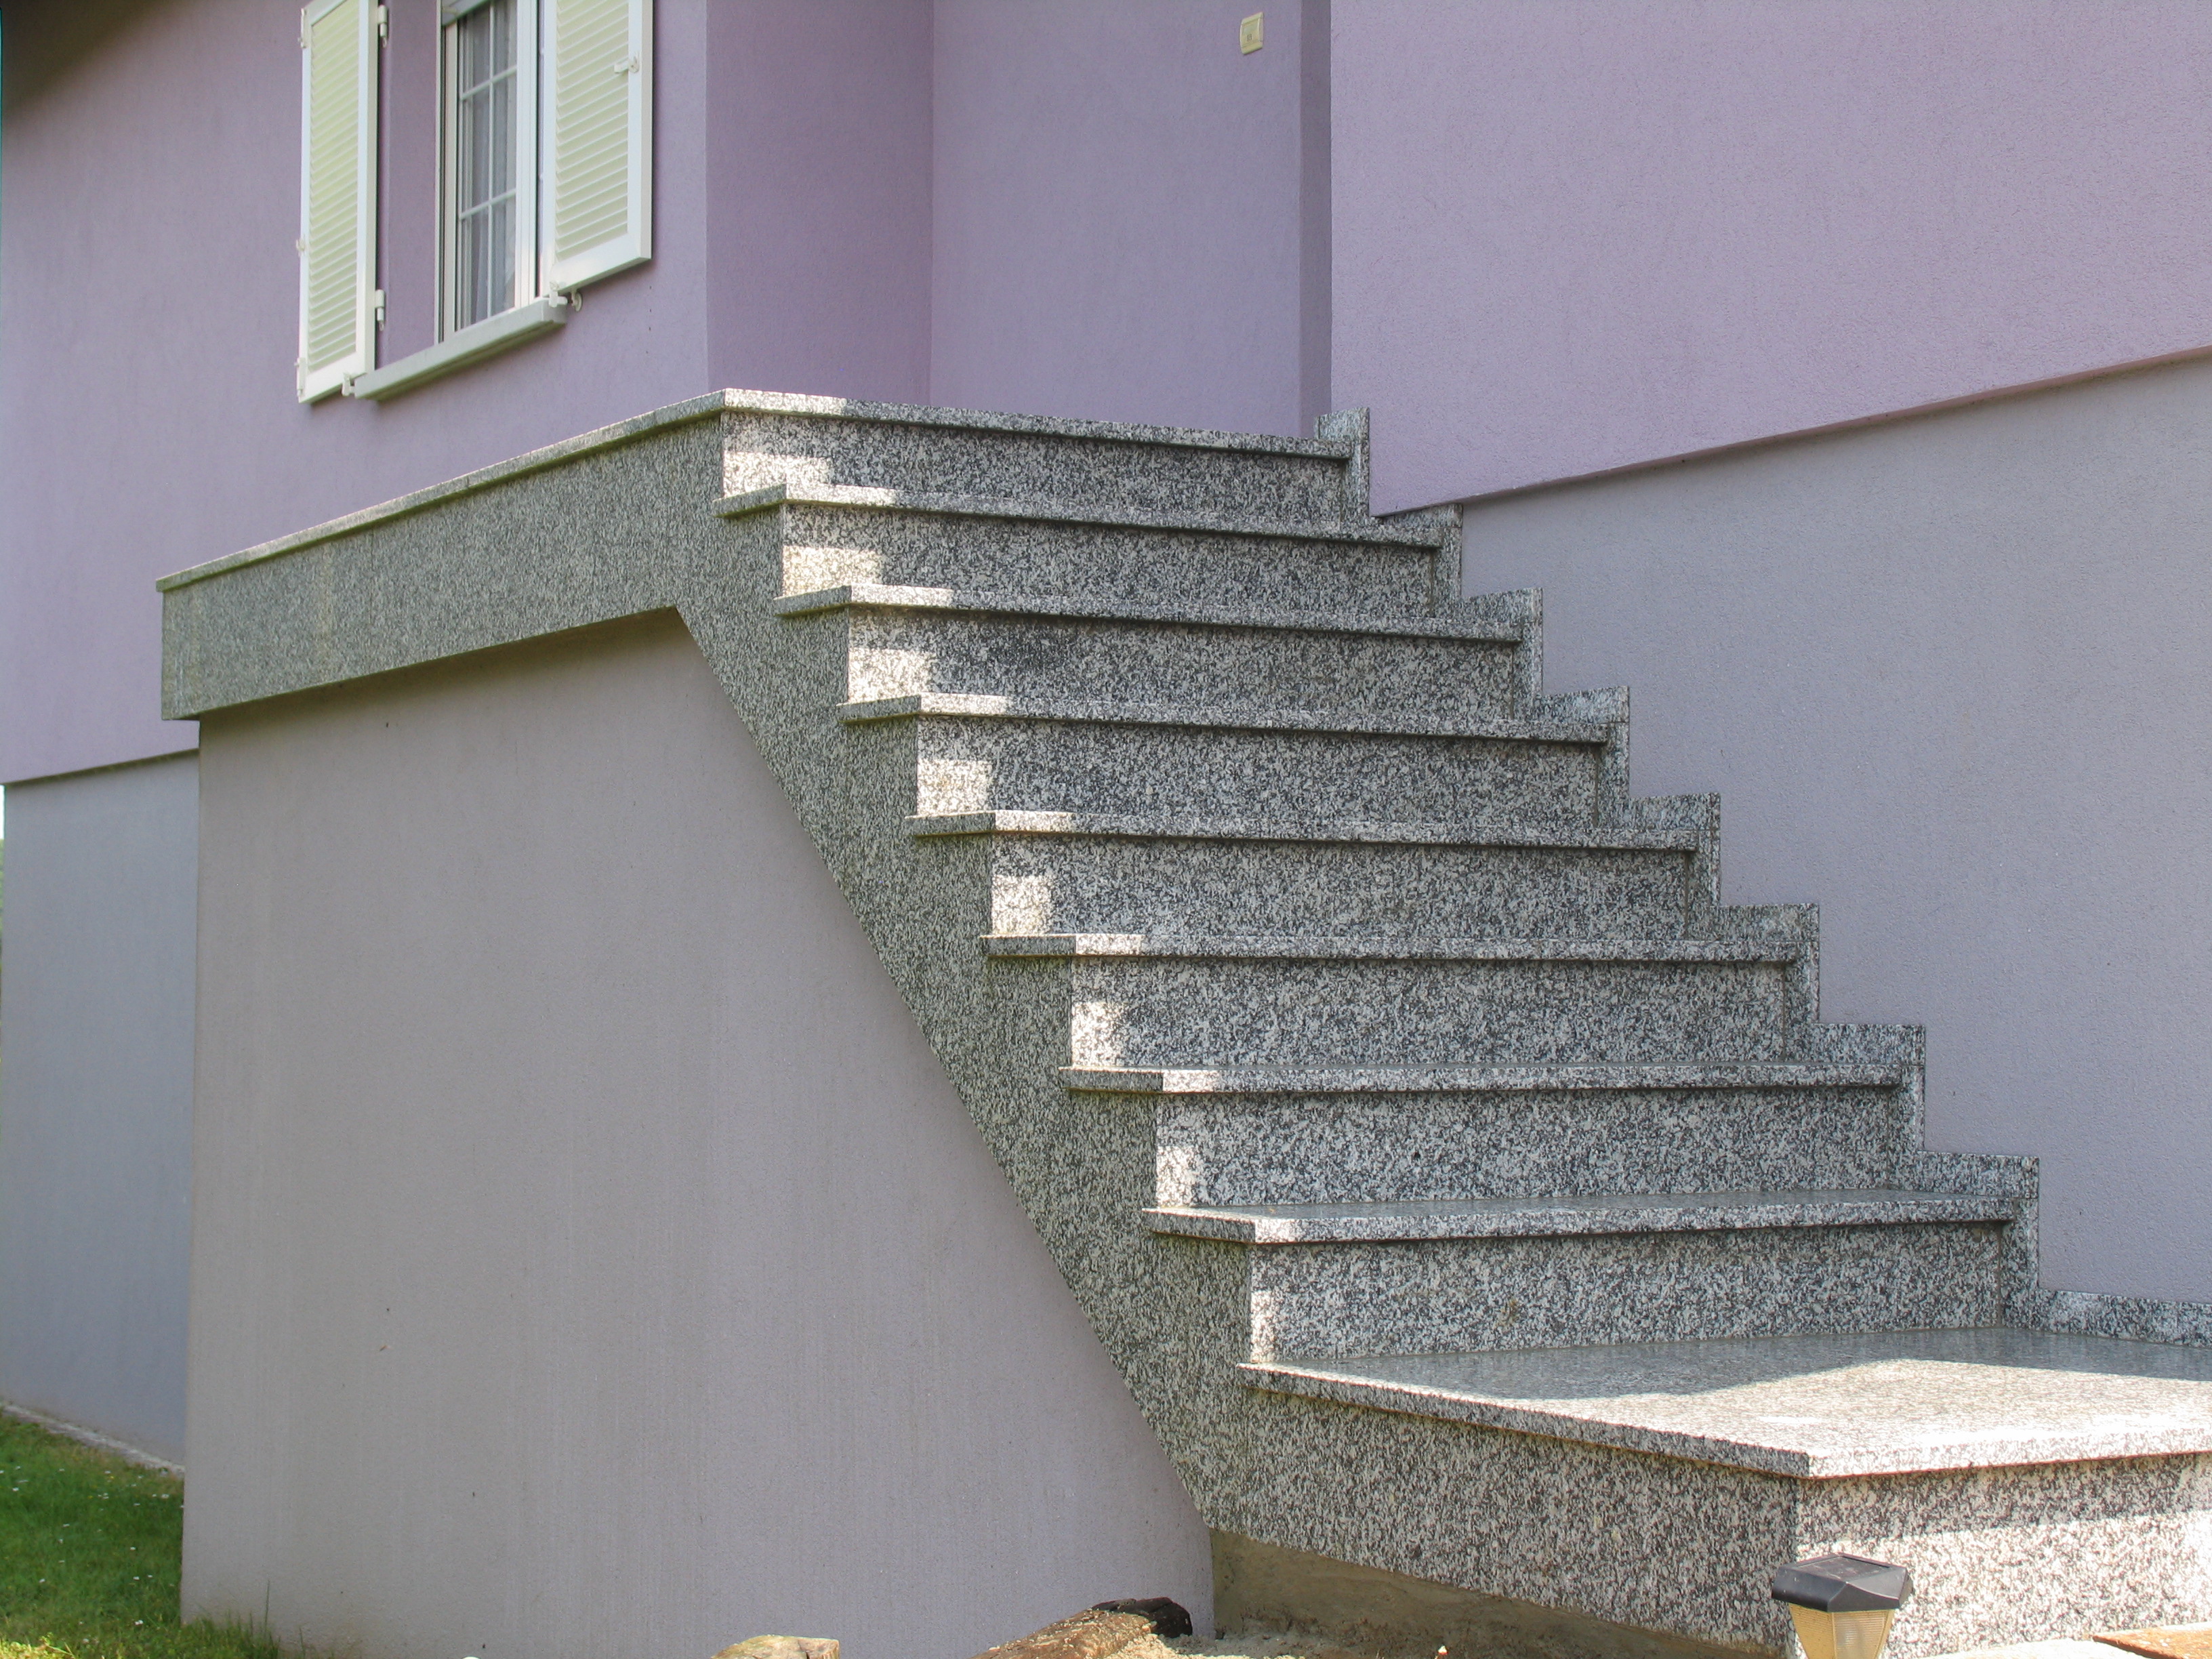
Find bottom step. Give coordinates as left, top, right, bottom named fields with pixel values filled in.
left=1244, top=1327, right=2212, bottom=1477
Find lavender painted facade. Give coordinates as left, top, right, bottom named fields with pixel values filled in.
left=14, top=1, right=2212, bottom=773
left=929, top=0, right=1330, bottom=438
left=0, top=0, right=1321, bottom=785
left=1333, top=0, right=2212, bottom=511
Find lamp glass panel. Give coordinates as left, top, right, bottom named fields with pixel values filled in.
left=1788, top=1607, right=1896, bottom=1659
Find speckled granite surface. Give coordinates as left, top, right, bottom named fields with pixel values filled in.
left=162, top=388, right=2212, bottom=1659
left=1246, top=1328, right=2212, bottom=1473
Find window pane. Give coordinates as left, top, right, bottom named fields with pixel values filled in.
left=450, top=0, right=520, bottom=331
left=490, top=75, right=513, bottom=200
left=487, top=199, right=514, bottom=318
left=464, top=79, right=490, bottom=205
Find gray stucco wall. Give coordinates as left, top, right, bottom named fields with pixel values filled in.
left=0, top=752, right=198, bottom=1466
left=183, top=614, right=1211, bottom=1659
left=1460, top=352, right=2212, bottom=1308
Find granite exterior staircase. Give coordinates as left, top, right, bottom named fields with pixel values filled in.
left=161, top=392, right=2212, bottom=1659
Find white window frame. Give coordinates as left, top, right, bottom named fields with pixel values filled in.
left=438, top=0, right=542, bottom=341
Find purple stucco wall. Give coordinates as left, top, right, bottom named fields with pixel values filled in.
left=1, top=0, right=1330, bottom=783
left=1334, top=0, right=2212, bottom=512
left=0, top=0, right=709, bottom=781
left=704, top=1, right=935, bottom=406
left=928, top=0, right=1327, bottom=438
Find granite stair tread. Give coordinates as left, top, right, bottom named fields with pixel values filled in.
left=1242, top=1328, right=2212, bottom=1477
left=907, top=808, right=1702, bottom=851
left=985, top=932, right=1796, bottom=963
left=840, top=692, right=1612, bottom=744
left=717, top=480, right=1451, bottom=548
left=1061, top=1060, right=1904, bottom=1092
left=1145, top=1187, right=2018, bottom=1243
left=772, top=581, right=1525, bottom=643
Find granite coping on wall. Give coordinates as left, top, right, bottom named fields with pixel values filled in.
left=1244, top=1328, right=2212, bottom=1477
left=155, top=389, right=1356, bottom=594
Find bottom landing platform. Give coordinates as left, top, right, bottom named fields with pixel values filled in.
left=1237, top=1330, right=2212, bottom=1659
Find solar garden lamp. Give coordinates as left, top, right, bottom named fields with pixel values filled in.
left=1771, top=1553, right=1912, bottom=1659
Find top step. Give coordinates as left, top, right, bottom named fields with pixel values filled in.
left=719, top=390, right=1374, bottom=527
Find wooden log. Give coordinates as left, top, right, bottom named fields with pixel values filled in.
left=968, top=1598, right=1195, bottom=1659
left=712, top=1637, right=840, bottom=1659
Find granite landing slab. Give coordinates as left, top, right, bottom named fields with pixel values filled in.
left=1244, top=1328, right=2212, bottom=1476
left=2095, top=1628, right=2212, bottom=1659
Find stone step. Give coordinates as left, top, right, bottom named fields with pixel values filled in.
left=842, top=693, right=1603, bottom=745
left=773, top=581, right=1523, bottom=642
left=909, top=806, right=1699, bottom=850
left=1240, top=1327, right=2212, bottom=1475
left=722, top=485, right=1448, bottom=616
left=1020, top=947, right=1797, bottom=1070
left=942, top=813, right=1702, bottom=939
left=777, top=585, right=1527, bottom=723
left=1094, top=1062, right=1920, bottom=1207
left=1067, top=1060, right=1902, bottom=1092
left=1144, top=1187, right=2013, bottom=1242
left=987, top=932, right=1798, bottom=963
left=852, top=696, right=1610, bottom=822
left=721, top=390, right=1367, bottom=525
left=1178, top=1189, right=2011, bottom=1360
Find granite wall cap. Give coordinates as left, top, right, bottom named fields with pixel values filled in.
left=155, top=388, right=1355, bottom=594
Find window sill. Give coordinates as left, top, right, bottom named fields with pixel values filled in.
left=346, top=295, right=569, bottom=402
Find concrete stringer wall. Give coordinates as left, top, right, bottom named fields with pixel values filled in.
left=184, top=613, right=1212, bottom=1659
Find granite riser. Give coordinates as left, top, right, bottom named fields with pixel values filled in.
left=1229, top=1220, right=2008, bottom=1359
left=977, top=830, right=1705, bottom=940
left=769, top=499, right=1446, bottom=617
left=1149, top=1086, right=1925, bottom=1206
left=718, top=401, right=1361, bottom=521
left=892, top=710, right=1607, bottom=823
left=835, top=605, right=1527, bottom=722
left=1039, top=954, right=1798, bottom=1070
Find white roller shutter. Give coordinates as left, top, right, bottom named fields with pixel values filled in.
left=541, top=0, right=652, bottom=293
left=297, top=0, right=380, bottom=402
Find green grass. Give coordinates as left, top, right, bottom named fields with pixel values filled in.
left=0, top=1415, right=281, bottom=1659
